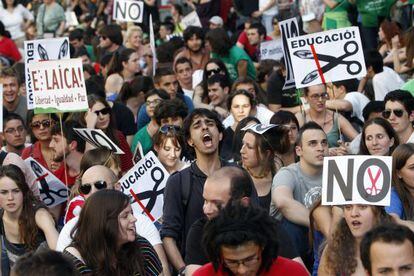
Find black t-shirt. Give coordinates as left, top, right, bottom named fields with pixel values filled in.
left=220, top=127, right=235, bottom=161
left=185, top=217, right=299, bottom=265
left=112, top=102, right=137, bottom=137
left=267, top=70, right=300, bottom=107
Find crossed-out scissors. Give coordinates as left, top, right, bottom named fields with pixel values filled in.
left=293, top=41, right=362, bottom=85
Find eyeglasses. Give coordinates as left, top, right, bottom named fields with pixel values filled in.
left=382, top=109, right=405, bottom=119
left=146, top=99, right=162, bottom=106
left=31, top=119, right=53, bottom=129
left=309, top=92, right=329, bottom=101
left=206, top=68, right=222, bottom=77
left=94, top=107, right=111, bottom=116
left=159, top=125, right=181, bottom=133
left=79, top=180, right=107, bottom=195
left=223, top=253, right=260, bottom=269
left=4, top=126, right=25, bottom=134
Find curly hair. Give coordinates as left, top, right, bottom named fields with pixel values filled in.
left=202, top=203, right=279, bottom=273
left=325, top=206, right=391, bottom=275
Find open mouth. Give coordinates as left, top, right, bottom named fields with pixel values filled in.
left=202, top=133, right=213, bottom=147
left=351, top=220, right=361, bottom=227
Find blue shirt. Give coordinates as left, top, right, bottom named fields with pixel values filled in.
left=385, top=187, right=405, bottom=219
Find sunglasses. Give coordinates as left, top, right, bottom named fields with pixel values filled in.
left=31, top=119, right=53, bottom=129
left=206, top=68, right=222, bottom=77
left=382, top=109, right=405, bottom=119
left=79, top=180, right=107, bottom=195
left=94, top=107, right=111, bottom=116
left=159, top=125, right=181, bottom=134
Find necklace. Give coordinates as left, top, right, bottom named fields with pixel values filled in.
left=309, top=110, right=327, bottom=131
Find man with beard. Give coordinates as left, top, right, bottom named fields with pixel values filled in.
left=161, top=108, right=229, bottom=275
left=1, top=113, right=29, bottom=156
left=49, top=120, right=85, bottom=187
left=174, top=26, right=210, bottom=71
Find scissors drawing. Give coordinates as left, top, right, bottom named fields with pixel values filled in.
left=293, top=41, right=362, bottom=85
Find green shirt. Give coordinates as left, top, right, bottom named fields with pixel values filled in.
left=355, top=0, right=396, bottom=27
left=402, top=79, right=414, bottom=97
left=211, top=46, right=256, bottom=81
left=323, top=0, right=352, bottom=30
left=131, top=124, right=153, bottom=156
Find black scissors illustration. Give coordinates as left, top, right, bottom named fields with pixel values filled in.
left=293, top=41, right=362, bottom=85
left=30, top=161, right=68, bottom=206
left=133, top=167, right=165, bottom=213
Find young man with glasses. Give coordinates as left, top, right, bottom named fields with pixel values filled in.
left=194, top=203, right=308, bottom=275
left=383, top=90, right=414, bottom=144
left=0, top=68, right=27, bottom=125
left=1, top=113, right=29, bottom=156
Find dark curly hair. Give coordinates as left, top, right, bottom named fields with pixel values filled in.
left=202, top=203, right=279, bottom=273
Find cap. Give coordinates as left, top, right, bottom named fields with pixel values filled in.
left=209, top=16, right=223, bottom=26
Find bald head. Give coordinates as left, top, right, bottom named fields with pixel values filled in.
left=81, top=165, right=118, bottom=189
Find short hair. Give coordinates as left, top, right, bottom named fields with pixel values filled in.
left=73, top=46, right=90, bottom=59
left=51, top=120, right=86, bottom=153
left=144, top=88, right=170, bottom=102
left=364, top=49, right=384, bottom=74
left=359, top=117, right=399, bottom=155
left=209, top=167, right=253, bottom=201
left=226, top=89, right=256, bottom=111
left=384, top=90, right=414, bottom=113
left=160, top=21, right=175, bottom=33
left=183, top=26, right=204, bottom=43
left=69, top=28, right=84, bottom=41
left=0, top=67, right=19, bottom=82
left=207, top=73, right=231, bottom=90
left=249, top=22, right=267, bottom=37
left=205, top=28, right=232, bottom=56
left=295, top=121, right=325, bottom=146
left=203, top=203, right=279, bottom=273
left=363, top=101, right=385, bottom=121
left=99, top=24, right=123, bottom=45
left=3, top=112, right=25, bottom=128
left=154, top=98, right=189, bottom=125
left=174, top=56, right=192, bottom=71
left=332, top=78, right=359, bottom=93
left=12, top=250, right=78, bottom=276
left=360, top=223, right=414, bottom=275
left=154, top=67, right=175, bottom=84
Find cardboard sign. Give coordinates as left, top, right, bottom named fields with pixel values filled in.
left=287, top=27, right=366, bottom=88
left=27, top=58, right=88, bottom=114
left=24, top=38, right=70, bottom=110
left=113, top=0, right=144, bottom=23
left=181, top=11, right=202, bottom=28
left=260, top=39, right=283, bottom=61
left=279, top=17, right=300, bottom=90
left=24, top=157, right=68, bottom=207
left=241, top=123, right=278, bottom=134
left=119, top=151, right=170, bottom=221
left=133, top=141, right=144, bottom=164
left=322, top=156, right=392, bottom=206
left=73, top=128, right=125, bottom=154
left=149, top=14, right=157, bottom=76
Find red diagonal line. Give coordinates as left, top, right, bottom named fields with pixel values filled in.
left=367, top=167, right=381, bottom=189
left=310, top=44, right=326, bottom=84
left=34, top=173, right=48, bottom=182
left=129, top=189, right=156, bottom=222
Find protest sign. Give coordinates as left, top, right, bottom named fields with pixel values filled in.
left=322, top=156, right=392, bottom=206
left=24, top=37, right=70, bottom=110
left=181, top=11, right=202, bottom=28
left=73, top=128, right=125, bottom=154
left=279, top=17, right=300, bottom=90
left=119, top=151, right=169, bottom=221
left=133, top=141, right=144, bottom=164
left=65, top=11, right=79, bottom=27
left=113, top=0, right=144, bottom=23
left=27, top=58, right=88, bottom=114
left=24, top=157, right=68, bottom=207
left=260, top=39, right=283, bottom=61
left=149, top=14, right=157, bottom=76
left=287, top=27, right=366, bottom=88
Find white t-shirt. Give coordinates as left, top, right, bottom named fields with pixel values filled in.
left=259, top=0, right=278, bottom=16
left=0, top=5, right=34, bottom=40
left=222, top=104, right=274, bottom=128
left=344, top=92, right=370, bottom=122
left=56, top=213, right=162, bottom=251
left=373, top=67, right=405, bottom=101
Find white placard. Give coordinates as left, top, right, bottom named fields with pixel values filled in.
left=73, top=128, right=125, bottom=154
left=322, top=156, right=392, bottom=206
left=260, top=39, right=283, bottom=61
left=287, top=27, right=366, bottom=89
left=65, top=11, right=79, bottom=27
left=149, top=14, right=157, bottom=76
left=24, top=157, right=68, bottom=207
left=24, top=38, right=70, bottom=110
left=27, top=58, right=88, bottom=114
left=113, top=0, right=144, bottom=23
left=279, top=17, right=300, bottom=90
left=181, top=11, right=202, bottom=28
left=119, top=151, right=169, bottom=222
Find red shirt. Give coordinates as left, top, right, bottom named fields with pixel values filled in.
left=194, top=257, right=309, bottom=276
left=0, top=36, right=21, bottom=62
left=53, top=163, right=77, bottom=187
left=22, top=142, right=50, bottom=170
left=237, top=31, right=273, bottom=58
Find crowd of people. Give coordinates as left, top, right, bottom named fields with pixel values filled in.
left=1, top=0, right=414, bottom=275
